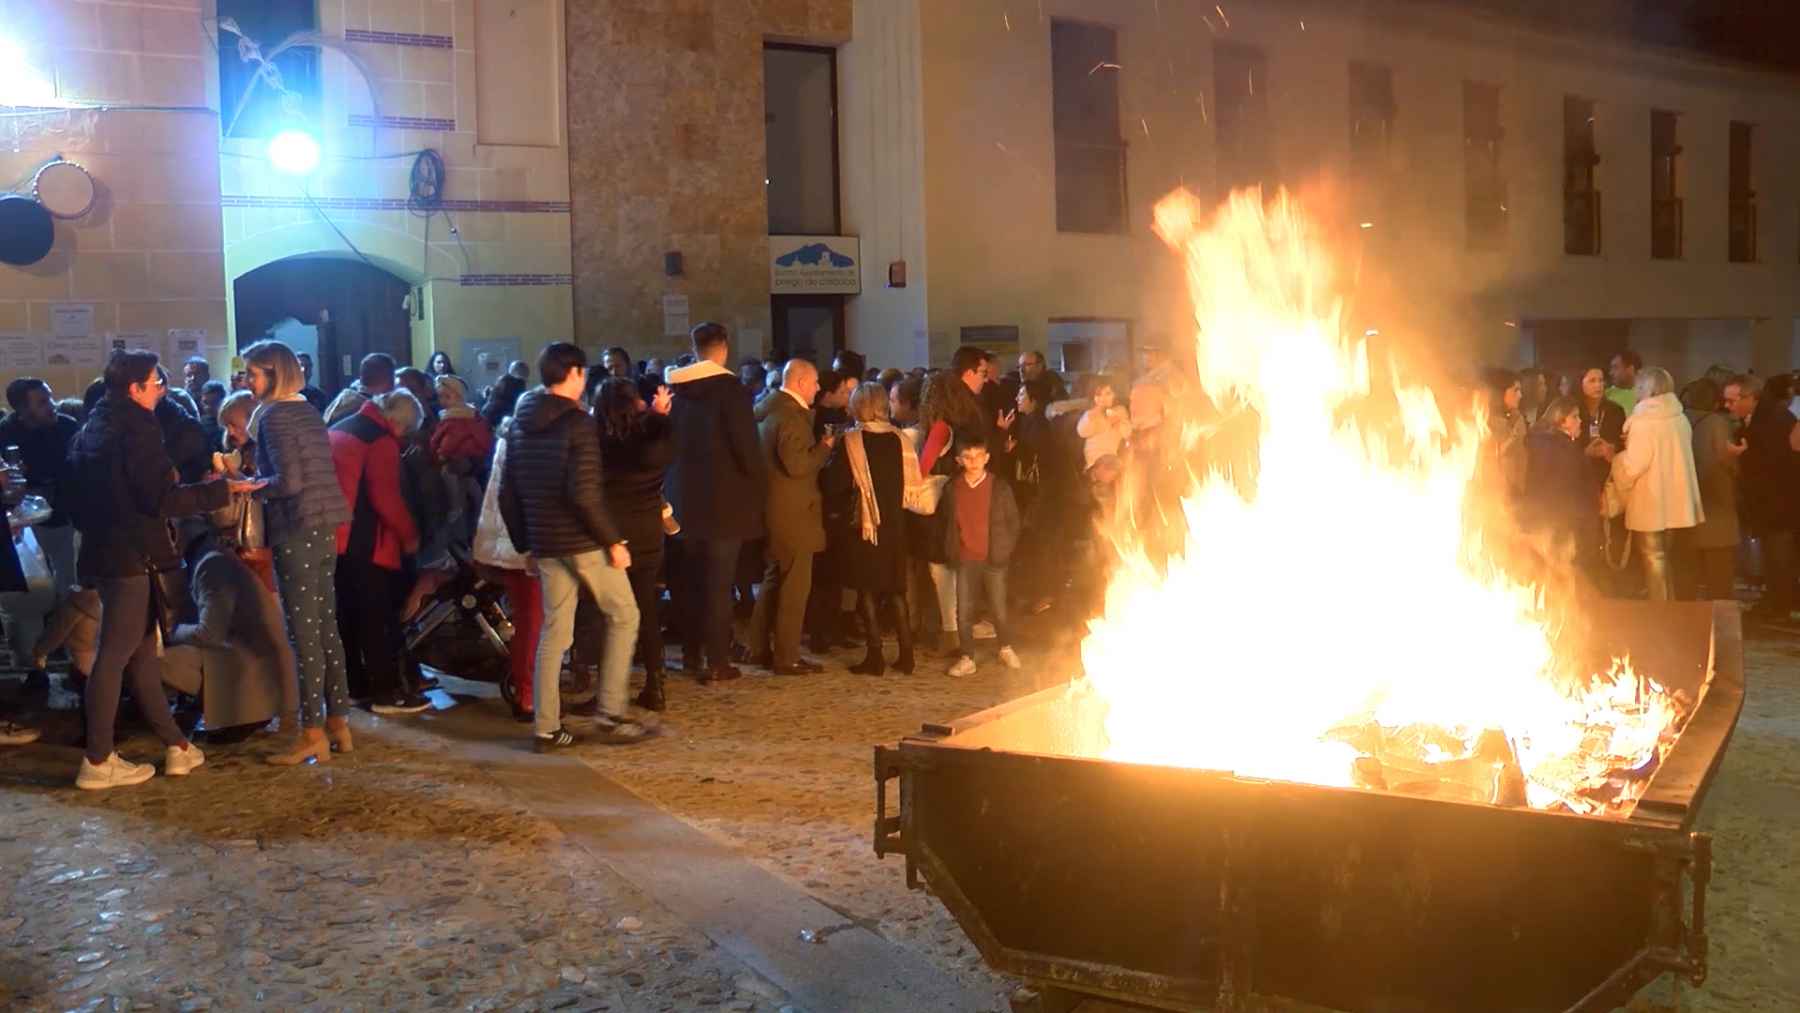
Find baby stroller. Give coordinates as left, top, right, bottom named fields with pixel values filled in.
left=401, top=549, right=591, bottom=711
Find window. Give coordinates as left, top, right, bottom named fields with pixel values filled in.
left=218, top=0, right=320, bottom=139
left=764, top=45, right=841, bottom=235
left=1651, top=109, right=1683, bottom=259
left=1563, top=96, right=1601, bottom=255
left=1463, top=81, right=1506, bottom=248
left=1729, top=121, right=1756, bottom=263
left=1348, top=62, right=1394, bottom=174
left=1215, top=43, right=1273, bottom=196
left=1051, top=21, right=1128, bottom=233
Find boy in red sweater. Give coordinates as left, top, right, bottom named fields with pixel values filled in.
left=938, top=435, right=1023, bottom=678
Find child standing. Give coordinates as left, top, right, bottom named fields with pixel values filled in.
left=1076, top=378, right=1130, bottom=472
left=939, top=435, right=1022, bottom=678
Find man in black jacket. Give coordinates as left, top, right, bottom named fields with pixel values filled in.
left=66, top=349, right=259, bottom=789
left=498, top=343, right=649, bottom=750
left=665, top=323, right=768, bottom=682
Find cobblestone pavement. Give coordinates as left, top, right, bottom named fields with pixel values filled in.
left=1, top=614, right=1795, bottom=1012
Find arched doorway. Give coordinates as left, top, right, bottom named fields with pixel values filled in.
left=232, top=255, right=415, bottom=393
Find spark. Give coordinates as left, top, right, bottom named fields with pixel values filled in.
left=1089, top=61, right=1122, bottom=76
left=1004, top=11, right=1011, bottom=30
left=1504, top=320, right=1518, bottom=328
left=1300, top=19, right=1306, bottom=30
left=1364, top=328, right=1380, bottom=337
left=1141, top=117, right=1151, bottom=137
left=1359, top=221, right=1374, bottom=229
left=1198, top=91, right=1208, bottom=123
left=1248, top=70, right=1254, bottom=95
left=1215, top=4, right=1230, bottom=27
left=1201, top=14, right=1218, bottom=34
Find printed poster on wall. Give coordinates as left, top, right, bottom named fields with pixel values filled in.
left=112, top=331, right=155, bottom=353
left=0, top=335, right=43, bottom=372
left=166, top=329, right=206, bottom=365
left=661, top=294, right=690, bottom=337
left=45, top=331, right=105, bottom=370
left=51, top=304, right=93, bottom=339
left=769, top=236, right=861, bottom=294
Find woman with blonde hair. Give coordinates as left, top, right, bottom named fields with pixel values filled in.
left=1609, top=366, right=1703, bottom=600
left=821, top=382, right=921, bottom=675
left=242, top=339, right=353, bottom=763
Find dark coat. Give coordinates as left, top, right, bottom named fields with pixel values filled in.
left=821, top=430, right=908, bottom=592
left=1741, top=401, right=1800, bottom=535
left=1521, top=431, right=1594, bottom=545
left=498, top=388, right=623, bottom=557
left=65, top=395, right=230, bottom=579
left=599, top=411, right=676, bottom=553
left=939, top=471, right=1021, bottom=568
left=758, top=391, right=829, bottom=556
left=665, top=360, right=767, bottom=541
left=0, top=412, right=79, bottom=526
left=157, top=398, right=212, bottom=484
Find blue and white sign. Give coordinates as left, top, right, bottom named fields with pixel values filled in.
left=770, top=235, right=861, bottom=295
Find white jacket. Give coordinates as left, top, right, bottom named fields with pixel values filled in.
left=472, top=437, right=528, bottom=570
left=1611, top=393, right=1703, bottom=533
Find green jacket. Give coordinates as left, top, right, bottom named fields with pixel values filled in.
left=758, top=390, right=830, bottom=555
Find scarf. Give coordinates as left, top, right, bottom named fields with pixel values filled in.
left=845, top=420, right=922, bottom=545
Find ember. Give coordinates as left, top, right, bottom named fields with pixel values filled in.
left=1075, top=189, right=1705, bottom=817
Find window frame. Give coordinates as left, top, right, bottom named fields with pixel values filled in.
left=763, top=42, right=843, bottom=237
left=1049, top=18, right=1130, bottom=235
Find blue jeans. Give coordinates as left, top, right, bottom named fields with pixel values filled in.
left=955, top=561, right=1010, bottom=656
left=273, top=523, right=350, bottom=727
left=534, top=550, right=640, bottom=735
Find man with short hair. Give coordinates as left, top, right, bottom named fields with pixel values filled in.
left=0, top=377, right=81, bottom=691
left=358, top=353, right=397, bottom=395
left=1608, top=350, right=1643, bottom=415
left=747, top=359, right=834, bottom=675
left=1725, top=374, right=1800, bottom=621
left=813, top=369, right=856, bottom=438
left=665, top=322, right=767, bottom=681
left=602, top=347, right=633, bottom=379
left=296, top=353, right=329, bottom=412
left=197, top=379, right=228, bottom=450
left=499, top=343, right=649, bottom=749
left=182, top=356, right=210, bottom=403
left=1018, top=350, right=1069, bottom=402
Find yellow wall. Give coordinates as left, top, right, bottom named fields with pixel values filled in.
left=221, top=0, right=576, bottom=386
left=0, top=2, right=227, bottom=399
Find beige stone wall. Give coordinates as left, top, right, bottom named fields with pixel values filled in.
left=565, top=0, right=852, bottom=362
left=0, top=0, right=226, bottom=398
left=222, top=0, right=576, bottom=388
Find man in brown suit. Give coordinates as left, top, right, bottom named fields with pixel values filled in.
left=747, top=359, right=835, bottom=674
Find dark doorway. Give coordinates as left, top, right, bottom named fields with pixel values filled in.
left=233, top=256, right=414, bottom=393
left=771, top=295, right=845, bottom=365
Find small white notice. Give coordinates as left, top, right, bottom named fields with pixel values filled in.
left=166, top=329, right=206, bottom=364
left=46, top=331, right=104, bottom=370
left=0, top=335, right=43, bottom=371
left=662, top=294, right=690, bottom=337
left=111, top=331, right=153, bottom=353
left=51, top=304, right=94, bottom=339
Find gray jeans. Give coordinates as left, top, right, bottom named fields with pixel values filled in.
left=85, top=576, right=185, bottom=763
left=534, top=550, right=639, bottom=735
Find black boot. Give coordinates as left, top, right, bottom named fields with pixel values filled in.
left=635, top=669, right=666, bottom=712
left=848, top=594, right=885, bottom=675
left=890, top=596, right=915, bottom=675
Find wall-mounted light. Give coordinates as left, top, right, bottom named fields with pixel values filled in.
left=888, top=260, right=907, bottom=288
left=268, top=129, right=321, bottom=176
left=664, top=251, right=684, bottom=277
left=0, top=36, right=55, bottom=104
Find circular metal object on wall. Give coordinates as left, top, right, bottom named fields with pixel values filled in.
left=33, top=160, right=97, bottom=219
left=0, top=195, right=55, bottom=266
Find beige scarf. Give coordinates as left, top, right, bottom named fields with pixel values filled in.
left=845, top=420, right=922, bottom=545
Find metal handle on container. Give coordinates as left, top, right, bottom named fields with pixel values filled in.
left=1685, top=832, right=1712, bottom=985
left=873, top=746, right=904, bottom=858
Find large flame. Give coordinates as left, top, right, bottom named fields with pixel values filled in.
left=1077, top=190, right=1684, bottom=816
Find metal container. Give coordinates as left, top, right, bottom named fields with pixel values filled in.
left=873, top=601, right=1743, bottom=1013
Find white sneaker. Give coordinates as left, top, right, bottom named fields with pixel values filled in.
left=0, top=721, right=40, bottom=746
left=998, top=646, right=1022, bottom=670
left=947, top=655, right=977, bottom=679
left=164, top=743, right=205, bottom=777
left=971, top=620, right=997, bottom=640
left=76, top=753, right=155, bottom=790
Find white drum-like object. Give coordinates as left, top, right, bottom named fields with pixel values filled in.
left=32, top=160, right=96, bottom=219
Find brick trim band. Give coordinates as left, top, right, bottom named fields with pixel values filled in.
left=344, top=29, right=455, bottom=48
left=220, top=196, right=570, bottom=214
left=459, top=274, right=573, bottom=287
left=349, top=114, right=457, bottom=132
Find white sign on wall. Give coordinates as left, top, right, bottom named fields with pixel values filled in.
left=770, top=235, right=861, bottom=295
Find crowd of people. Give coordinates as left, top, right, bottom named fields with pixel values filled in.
left=0, top=326, right=1795, bottom=782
